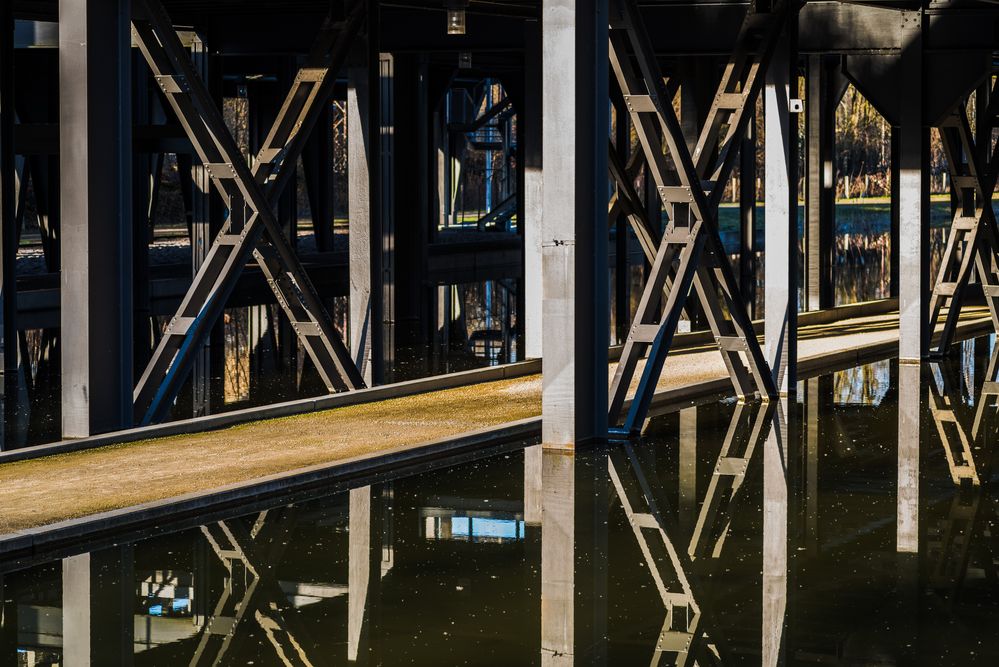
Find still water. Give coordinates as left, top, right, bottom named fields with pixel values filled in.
left=1, top=336, right=997, bottom=665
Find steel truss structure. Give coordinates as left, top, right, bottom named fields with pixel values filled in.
left=192, top=510, right=320, bottom=666
left=130, top=0, right=366, bottom=425
left=606, top=400, right=774, bottom=665
left=930, top=96, right=999, bottom=356
left=607, top=0, right=785, bottom=436
left=927, top=348, right=999, bottom=603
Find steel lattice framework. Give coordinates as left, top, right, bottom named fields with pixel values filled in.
left=607, top=0, right=787, bottom=436
left=131, top=0, right=366, bottom=425
left=930, top=95, right=999, bottom=356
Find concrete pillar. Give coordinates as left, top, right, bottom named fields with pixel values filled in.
left=764, top=13, right=798, bottom=395
left=524, top=443, right=543, bottom=526
left=897, top=362, right=920, bottom=553
left=740, top=112, right=757, bottom=317
left=59, top=0, right=133, bottom=437
left=805, top=55, right=835, bottom=311
left=348, top=7, right=382, bottom=386
left=523, top=20, right=543, bottom=360
left=62, top=547, right=134, bottom=666
left=0, top=2, right=17, bottom=379
left=541, top=0, right=609, bottom=446
left=762, top=399, right=789, bottom=666
left=898, top=10, right=929, bottom=362
left=348, top=485, right=381, bottom=663
left=540, top=447, right=607, bottom=665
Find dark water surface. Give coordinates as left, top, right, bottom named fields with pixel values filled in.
left=1, top=336, right=998, bottom=665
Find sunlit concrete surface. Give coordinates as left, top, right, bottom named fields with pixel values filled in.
left=0, top=306, right=989, bottom=535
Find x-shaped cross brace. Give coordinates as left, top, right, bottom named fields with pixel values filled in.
left=131, top=0, right=367, bottom=425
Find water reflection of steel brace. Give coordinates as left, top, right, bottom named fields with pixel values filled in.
left=927, top=347, right=999, bottom=602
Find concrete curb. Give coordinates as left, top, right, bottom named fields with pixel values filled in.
left=0, top=312, right=988, bottom=562
left=0, top=299, right=898, bottom=465
left=0, top=417, right=539, bottom=562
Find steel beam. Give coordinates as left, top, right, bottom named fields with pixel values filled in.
left=348, top=0, right=382, bottom=386
left=898, top=10, right=930, bottom=362
left=739, top=113, right=757, bottom=316
left=523, top=19, right=543, bottom=360
left=59, top=0, right=133, bottom=437
left=541, top=0, right=609, bottom=446
left=805, top=55, right=836, bottom=311
left=0, top=2, right=16, bottom=381
left=764, top=8, right=798, bottom=395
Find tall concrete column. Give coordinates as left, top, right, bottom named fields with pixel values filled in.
left=897, top=362, right=920, bottom=553
left=764, top=12, right=797, bottom=395
left=805, top=55, right=835, bottom=311
left=348, top=5, right=383, bottom=386
left=898, top=10, right=929, bottom=362
left=524, top=20, right=543, bottom=360
left=62, top=547, right=134, bottom=666
left=541, top=0, right=609, bottom=446
left=59, top=0, right=133, bottom=437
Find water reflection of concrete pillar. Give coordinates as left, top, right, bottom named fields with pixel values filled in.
left=524, top=444, right=543, bottom=526
left=679, top=407, right=697, bottom=535
left=762, top=400, right=789, bottom=666
left=540, top=447, right=607, bottom=665
left=897, top=362, right=921, bottom=553
left=62, top=547, right=134, bottom=666
left=0, top=574, right=17, bottom=662
left=804, top=377, right=823, bottom=553
left=349, top=485, right=381, bottom=663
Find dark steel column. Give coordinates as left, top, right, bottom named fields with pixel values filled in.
left=805, top=55, right=835, bottom=311
left=0, top=2, right=17, bottom=400
left=740, top=112, right=757, bottom=317
left=59, top=0, right=133, bottom=437
left=890, top=126, right=900, bottom=298
left=614, top=98, right=630, bottom=345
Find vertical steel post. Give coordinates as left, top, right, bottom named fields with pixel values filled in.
left=740, top=111, right=757, bottom=317
left=0, top=1, right=17, bottom=382
left=523, top=20, right=543, bottom=359
left=890, top=126, right=900, bottom=298
left=898, top=10, right=929, bottom=362
left=614, top=98, right=630, bottom=345
left=764, top=9, right=797, bottom=395
left=59, top=0, right=133, bottom=437
left=541, top=0, right=609, bottom=446
left=805, top=54, right=835, bottom=311
left=348, top=0, right=383, bottom=386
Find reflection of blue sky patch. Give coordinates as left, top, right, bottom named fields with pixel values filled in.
left=450, top=516, right=524, bottom=540
left=173, top=598, right=190, bottom=612
left=148, top=605, right=163, bottom=616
